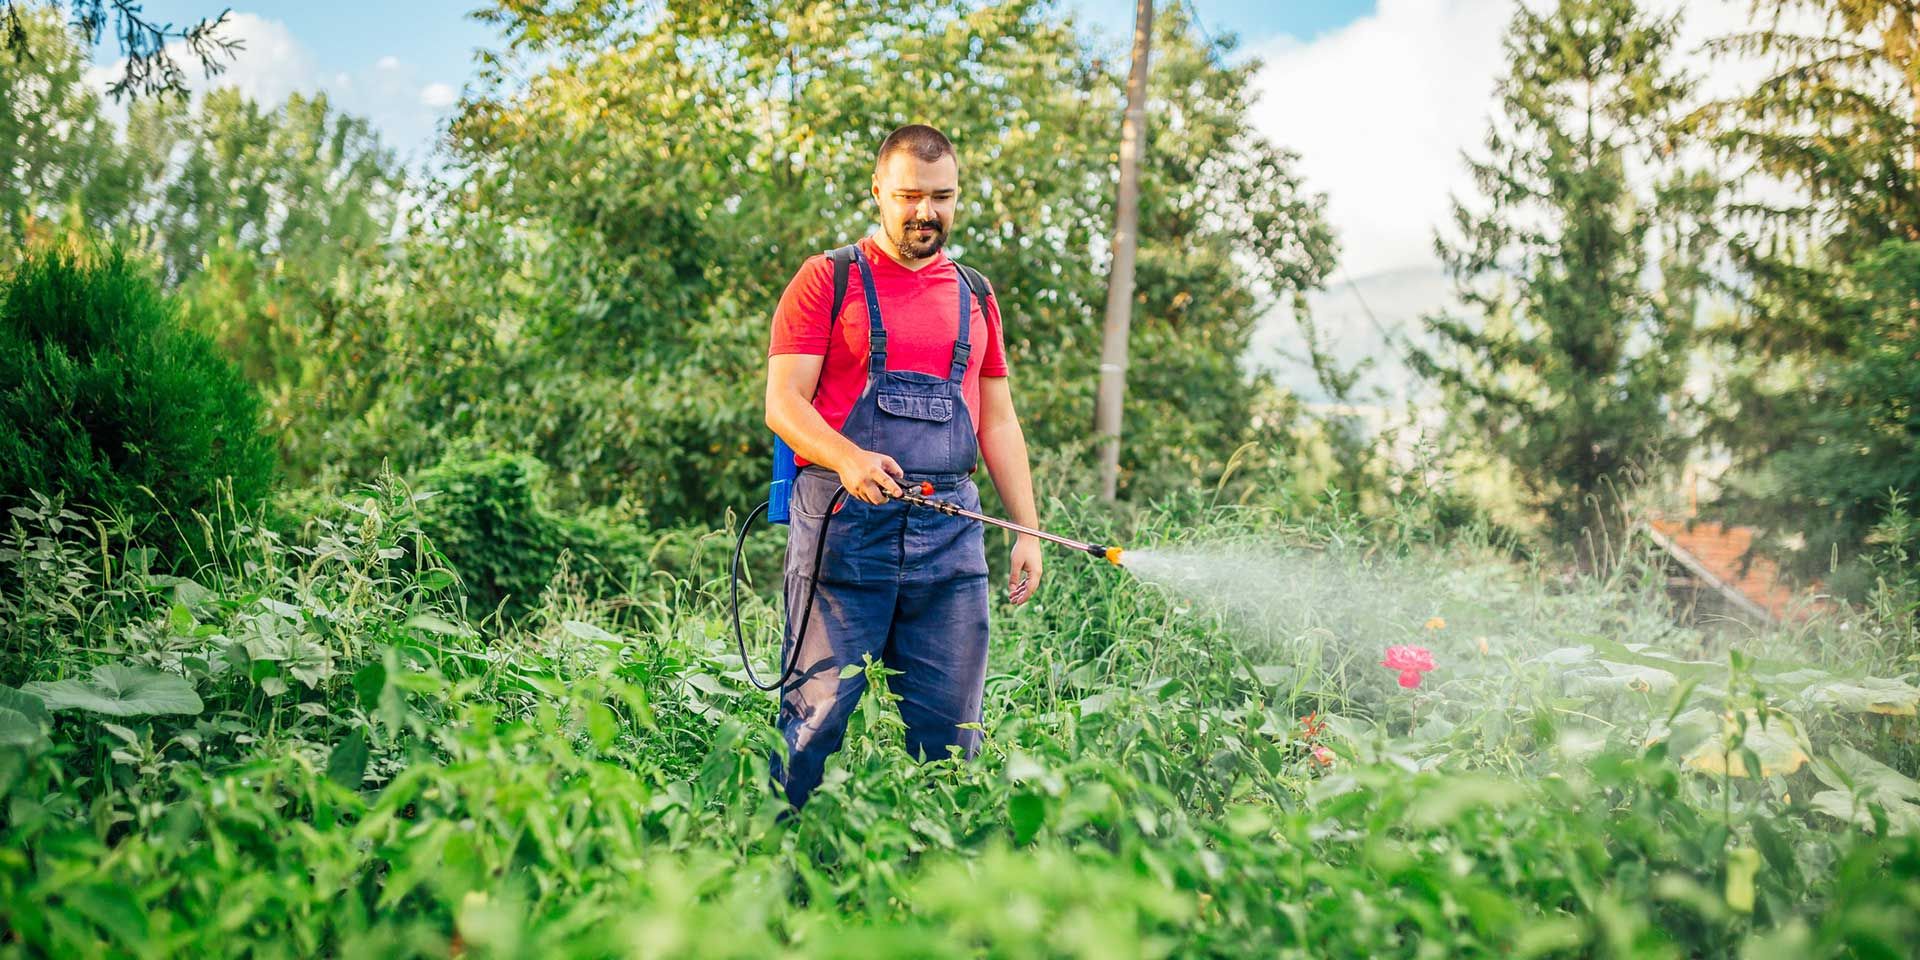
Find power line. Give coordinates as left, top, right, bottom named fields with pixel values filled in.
left=1182, top=0, right=1221, bottom=64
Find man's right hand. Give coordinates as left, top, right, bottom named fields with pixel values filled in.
left=836, top=449, right=905, bottom=505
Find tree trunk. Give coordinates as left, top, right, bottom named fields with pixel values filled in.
left=1094, top=0, right=1152, bottom=501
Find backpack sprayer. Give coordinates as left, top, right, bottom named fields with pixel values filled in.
left=729, top=435, right=1124, bottom=692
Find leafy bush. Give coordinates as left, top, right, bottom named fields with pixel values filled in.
left=3, top=474, right=1919, bottom=956
left=405, top=445, right=783, bottom=622
left=0, top=245, right=277, bottom=573
left=407, top=447, right=574, bottom=620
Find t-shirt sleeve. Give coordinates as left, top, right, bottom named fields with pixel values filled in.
left=980, top=279, right=1010, bottom=377
left=769, top=253, right=835, bottom=357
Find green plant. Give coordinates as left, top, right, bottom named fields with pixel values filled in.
left=0, top=243, right=278, bottom=575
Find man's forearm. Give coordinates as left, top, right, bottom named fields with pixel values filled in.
left=766, top=389, right=861, bottom=474
left=979, top=419, right=1040, bottom=531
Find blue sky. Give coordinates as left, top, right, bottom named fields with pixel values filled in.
left=90, top=2, right=1375, bottom=78
left=82, top=0, right=1381, bottom=201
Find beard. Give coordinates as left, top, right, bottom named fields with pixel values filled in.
left=891, top=217, right=947, bottom=260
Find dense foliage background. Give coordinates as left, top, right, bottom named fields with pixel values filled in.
left=3, top=0, right=1919, bottom=956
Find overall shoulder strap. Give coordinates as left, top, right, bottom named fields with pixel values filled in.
left=826, top=244, right=860, bottom=330
left=805, top=244, right=862, bottom=403
left=955, top=262, right=992, bottom=307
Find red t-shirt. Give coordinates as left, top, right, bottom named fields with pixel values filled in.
left=768, top=234, right=1009, bottom=466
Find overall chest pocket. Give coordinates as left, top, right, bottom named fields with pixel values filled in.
left=870, top=384, right=957, bottom=473
left=876, top=392, right=954, bottom=422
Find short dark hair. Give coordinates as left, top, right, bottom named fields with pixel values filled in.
left=874, top=124, right=956, bottom=179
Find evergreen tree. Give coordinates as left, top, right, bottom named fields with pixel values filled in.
left=1412, top=0, right=1711, bottom=556
left=1691, top=0, right=1920, bottom=576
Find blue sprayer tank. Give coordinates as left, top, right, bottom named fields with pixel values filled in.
left=768, top=435, right=798, bottom=524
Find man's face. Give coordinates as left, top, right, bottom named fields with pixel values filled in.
left=872, top=151, right=959, bottom=261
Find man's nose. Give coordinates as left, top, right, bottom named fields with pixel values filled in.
left=913, top=197, right=935, bottom=220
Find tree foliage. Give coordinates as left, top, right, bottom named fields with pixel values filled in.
left=424, top=0, right=1334, bottom=522
left=1413, top=0, right=1711, bottom=550
left=1691, top=0, right=1920, bottom=576
left=1, top=12, right=408, bottom=484
left=1, top=0, right=237, bottom=100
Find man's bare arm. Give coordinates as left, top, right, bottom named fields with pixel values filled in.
left=766, top=354, right=903, bottom=504
left=977, top=376, right=1038, bottom=527
left=978, top=375, right=1043, bottom=604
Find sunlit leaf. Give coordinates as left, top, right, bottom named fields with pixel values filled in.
left=1682, top=710, right=1810, bottom=778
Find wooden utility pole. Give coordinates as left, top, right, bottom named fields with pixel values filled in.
left=1095, top=0, right=1152, bottom=501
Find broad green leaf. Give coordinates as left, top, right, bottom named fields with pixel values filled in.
left=561, top=619, right=619, bottom=643
left=1800, top=676, right=1920, bottom=717
left=586, top=701, right=617, bottom=749
left=1008, top=792, right=1046, bottom=844
left=24, top=665, right=202, bottom=717
left=1535, top=645, right=1595, bottom=666
left=65, top=882, right=148, bottom=946
left=1809, top=790, right=1920, bottom=836
left=1405, top=776, right=1525, bottom=829
left=1579, top=661, right=1678, bottom=696
left=684, top=672, right=739, bottom=698
left=1810, top=743, right=1920, bottom=815
left=1682, top=710, right=1810, bottom=778
left=353, top=662, right=387, bottom=709
left=416, top=568, right=457, bottom=591
left=0, top=685, right=49, bottom=749
left=327, top=728, right=369, bottom=788
left=1077, top=690, right=1118, bottom=717
left=1250, top=664, right=1291, bottom=686
left=166, top=602, right=194, bottom=635
left=259, top=598, right=305, bottom=621
left=404, top=612, right=471, bottom=637
left=1726, top=846, right=1760, bottom=913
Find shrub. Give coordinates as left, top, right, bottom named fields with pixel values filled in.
left=408, top=447, right=576, bottom=621
left=0, top=245, right=277, bottom=573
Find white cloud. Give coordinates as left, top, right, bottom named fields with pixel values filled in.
left=1242, top=0, right=1803, bottom=412
left=1246, top=0, right=1770, bottom=281
left=419, top=82, right=457, bottom=110
left=86, top=15, right=459, bottom=167
left=1245, top=0, right=1514, bottom=280
left=86, top=12, right=315, bottom=115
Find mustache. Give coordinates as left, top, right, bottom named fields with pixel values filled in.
left=904, top=219, right=944, bottom=232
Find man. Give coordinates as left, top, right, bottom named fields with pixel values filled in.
left=764, top=123, right=1043, bottom=810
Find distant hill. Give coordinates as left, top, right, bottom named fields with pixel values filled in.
left=1246, top=264, right=1456, bottom=408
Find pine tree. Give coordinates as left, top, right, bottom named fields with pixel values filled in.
left=1412, top=0, right=1711, bottom=558
left=1690, top=1, right=1920, bottom=576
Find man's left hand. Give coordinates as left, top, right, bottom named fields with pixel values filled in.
left=1008, top=536, right=1043, bottom=606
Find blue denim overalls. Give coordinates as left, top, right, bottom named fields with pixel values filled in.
left=771, top=246, right=990, bottom=810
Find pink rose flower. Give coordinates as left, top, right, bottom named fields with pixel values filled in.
left=1381, top=644, right=1436, bottom=689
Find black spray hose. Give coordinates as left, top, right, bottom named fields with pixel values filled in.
left=731, top=486, right=848, bottom=691
left=730, top=482, right=1123, bottom=693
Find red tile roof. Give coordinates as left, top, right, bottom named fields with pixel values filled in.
left=1645, top=517, right=1825, bottom=622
